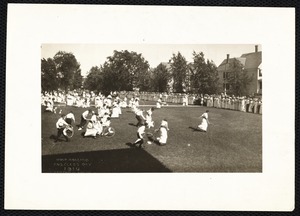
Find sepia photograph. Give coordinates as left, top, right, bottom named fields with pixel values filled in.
left=41, top=44, right=263, bottom=173
left=5, top=5, right=294, bottom=210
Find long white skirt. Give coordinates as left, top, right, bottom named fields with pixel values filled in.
left=198, top=118, right=208, bottom=131
left=84, top=122, right=102, bottom=137
left=111, top=107, right=120, bottom=118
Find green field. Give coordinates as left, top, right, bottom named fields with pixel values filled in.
left=42, top=103, right=262, bottom=173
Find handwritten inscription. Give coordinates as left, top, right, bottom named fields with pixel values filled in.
left=53, top=158, right=92, bottom=172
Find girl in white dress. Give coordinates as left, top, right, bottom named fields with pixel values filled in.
left=156, top=119, right=169, bottom=145
left=198, top=110, right=210, bottom=132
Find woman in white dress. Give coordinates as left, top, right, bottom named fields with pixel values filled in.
left=198, top=110, right=210, bottom=132
left=156, top=119, right=169, bottom=145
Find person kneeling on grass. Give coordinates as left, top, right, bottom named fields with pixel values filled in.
left=78, top=109, right=92, bottom=130
left=155, top=119, right=169, bottom=146
left=197, top=110, right=210, bottom=132
left=65, top=111, right=75, bottom=125
left=55, top=114, right=70, bottom=142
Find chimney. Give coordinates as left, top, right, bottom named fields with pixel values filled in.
left=255, top=45, right=258, bottom=53
left=226, top=54, right=229, bottom=63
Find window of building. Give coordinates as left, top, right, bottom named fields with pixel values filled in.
left=226, top=83, right=230, bottom=90
left=259, top=69, right=262, bottom=77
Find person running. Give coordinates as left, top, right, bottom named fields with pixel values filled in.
left=198, top=110, right=210, bottom=132
left=145, top=107, right=155, bottom=128
left=55, top=114, right=70, bottom=142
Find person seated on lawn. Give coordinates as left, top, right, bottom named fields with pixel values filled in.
left=84, top=120, right=97, bottom=139
left=197, top=110, right=210, bottom=132
left=133, top=122, right=146, bottom=148
left=55, top=114, right=70, bottom=142
left=155, top=119, right=169, bottom=146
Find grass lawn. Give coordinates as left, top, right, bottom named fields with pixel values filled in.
left=42, top=102, right=262, bottom=173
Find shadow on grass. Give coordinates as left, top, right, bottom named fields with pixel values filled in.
left=42, top=147, right=172, bottom=173
left=188, top=126, right=206, bottom=132
left=128, top=123, right=137, bottom=127
left=49, top=135, right=56, bottom=140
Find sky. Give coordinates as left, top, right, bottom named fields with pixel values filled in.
left=41, top=44, right=262, bottom=77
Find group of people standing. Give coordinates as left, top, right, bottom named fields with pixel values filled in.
left=198, top=94, right=262, bottom=114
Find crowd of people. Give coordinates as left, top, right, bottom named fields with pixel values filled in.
left=42, top=89, right=262, bottom=147
left=42, top=90, right=262, bottom=115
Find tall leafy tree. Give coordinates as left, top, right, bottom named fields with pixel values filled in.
left=101, top=50, right=150, bottom=92
left=53, top=51, right=82, bottom=91
left=41, top=58, right=58, bottom=93
left=83, top=66, right=103, bottom=92
left=151, top=63, right=171, bottom=92
left=226, top=58, right=253, bottom=96
left=190, top=51, right=219, bottom=94
left=169, top=52, right=188, bottom=93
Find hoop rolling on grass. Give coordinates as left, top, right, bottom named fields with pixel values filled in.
left=42, top=102, right=262, bottom=172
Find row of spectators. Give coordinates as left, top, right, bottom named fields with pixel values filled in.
left=41, top=90, right=262, bottom=114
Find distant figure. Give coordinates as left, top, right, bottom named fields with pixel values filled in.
left=198, top=110, right=210, bottom=132
left=156, top=98, right=162, bottom=109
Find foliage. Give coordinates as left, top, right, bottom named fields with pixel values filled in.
left=83, top=66, right=103, bottom=92
left=53, top=51, right=83, bottom=91
left=98, top=50, right=150, bottom=92
left=151, top=63, right=171, bottom=92
left=226, top=58, right=253, bottom=96
left=169, top=52, right=189, bottom=93
left=41, top=58, right=59, bottom=93
left=190, top=51, right=220, bottom=94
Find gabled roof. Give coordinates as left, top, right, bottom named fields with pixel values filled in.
left=240, top=51, right=262, bottom=69
left=217, top=57, right=246, bottom=71
left=217, top=51, right=262, bottom=71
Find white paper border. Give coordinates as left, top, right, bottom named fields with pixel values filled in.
left=5, top=4, right=295, bottom=211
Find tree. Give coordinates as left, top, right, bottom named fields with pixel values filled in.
left=169, top=52, right=189, bottom=93
left=226, top=58, right=253, bottom=96
left=190, top=51, right=219, bottom=95
left=53, top=51, right=82, bottom=91
left=83, top=66, right=103, bottom=92
left=151, top=63, right=171, bottom=92
left=41, top=58, right=58, bottom=93
left=101, top=50, right=150, bottom=92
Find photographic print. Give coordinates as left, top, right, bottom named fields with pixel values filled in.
left=41, top=44, right=262, bottom=173
left=6, top=5, right=294, bottom=210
